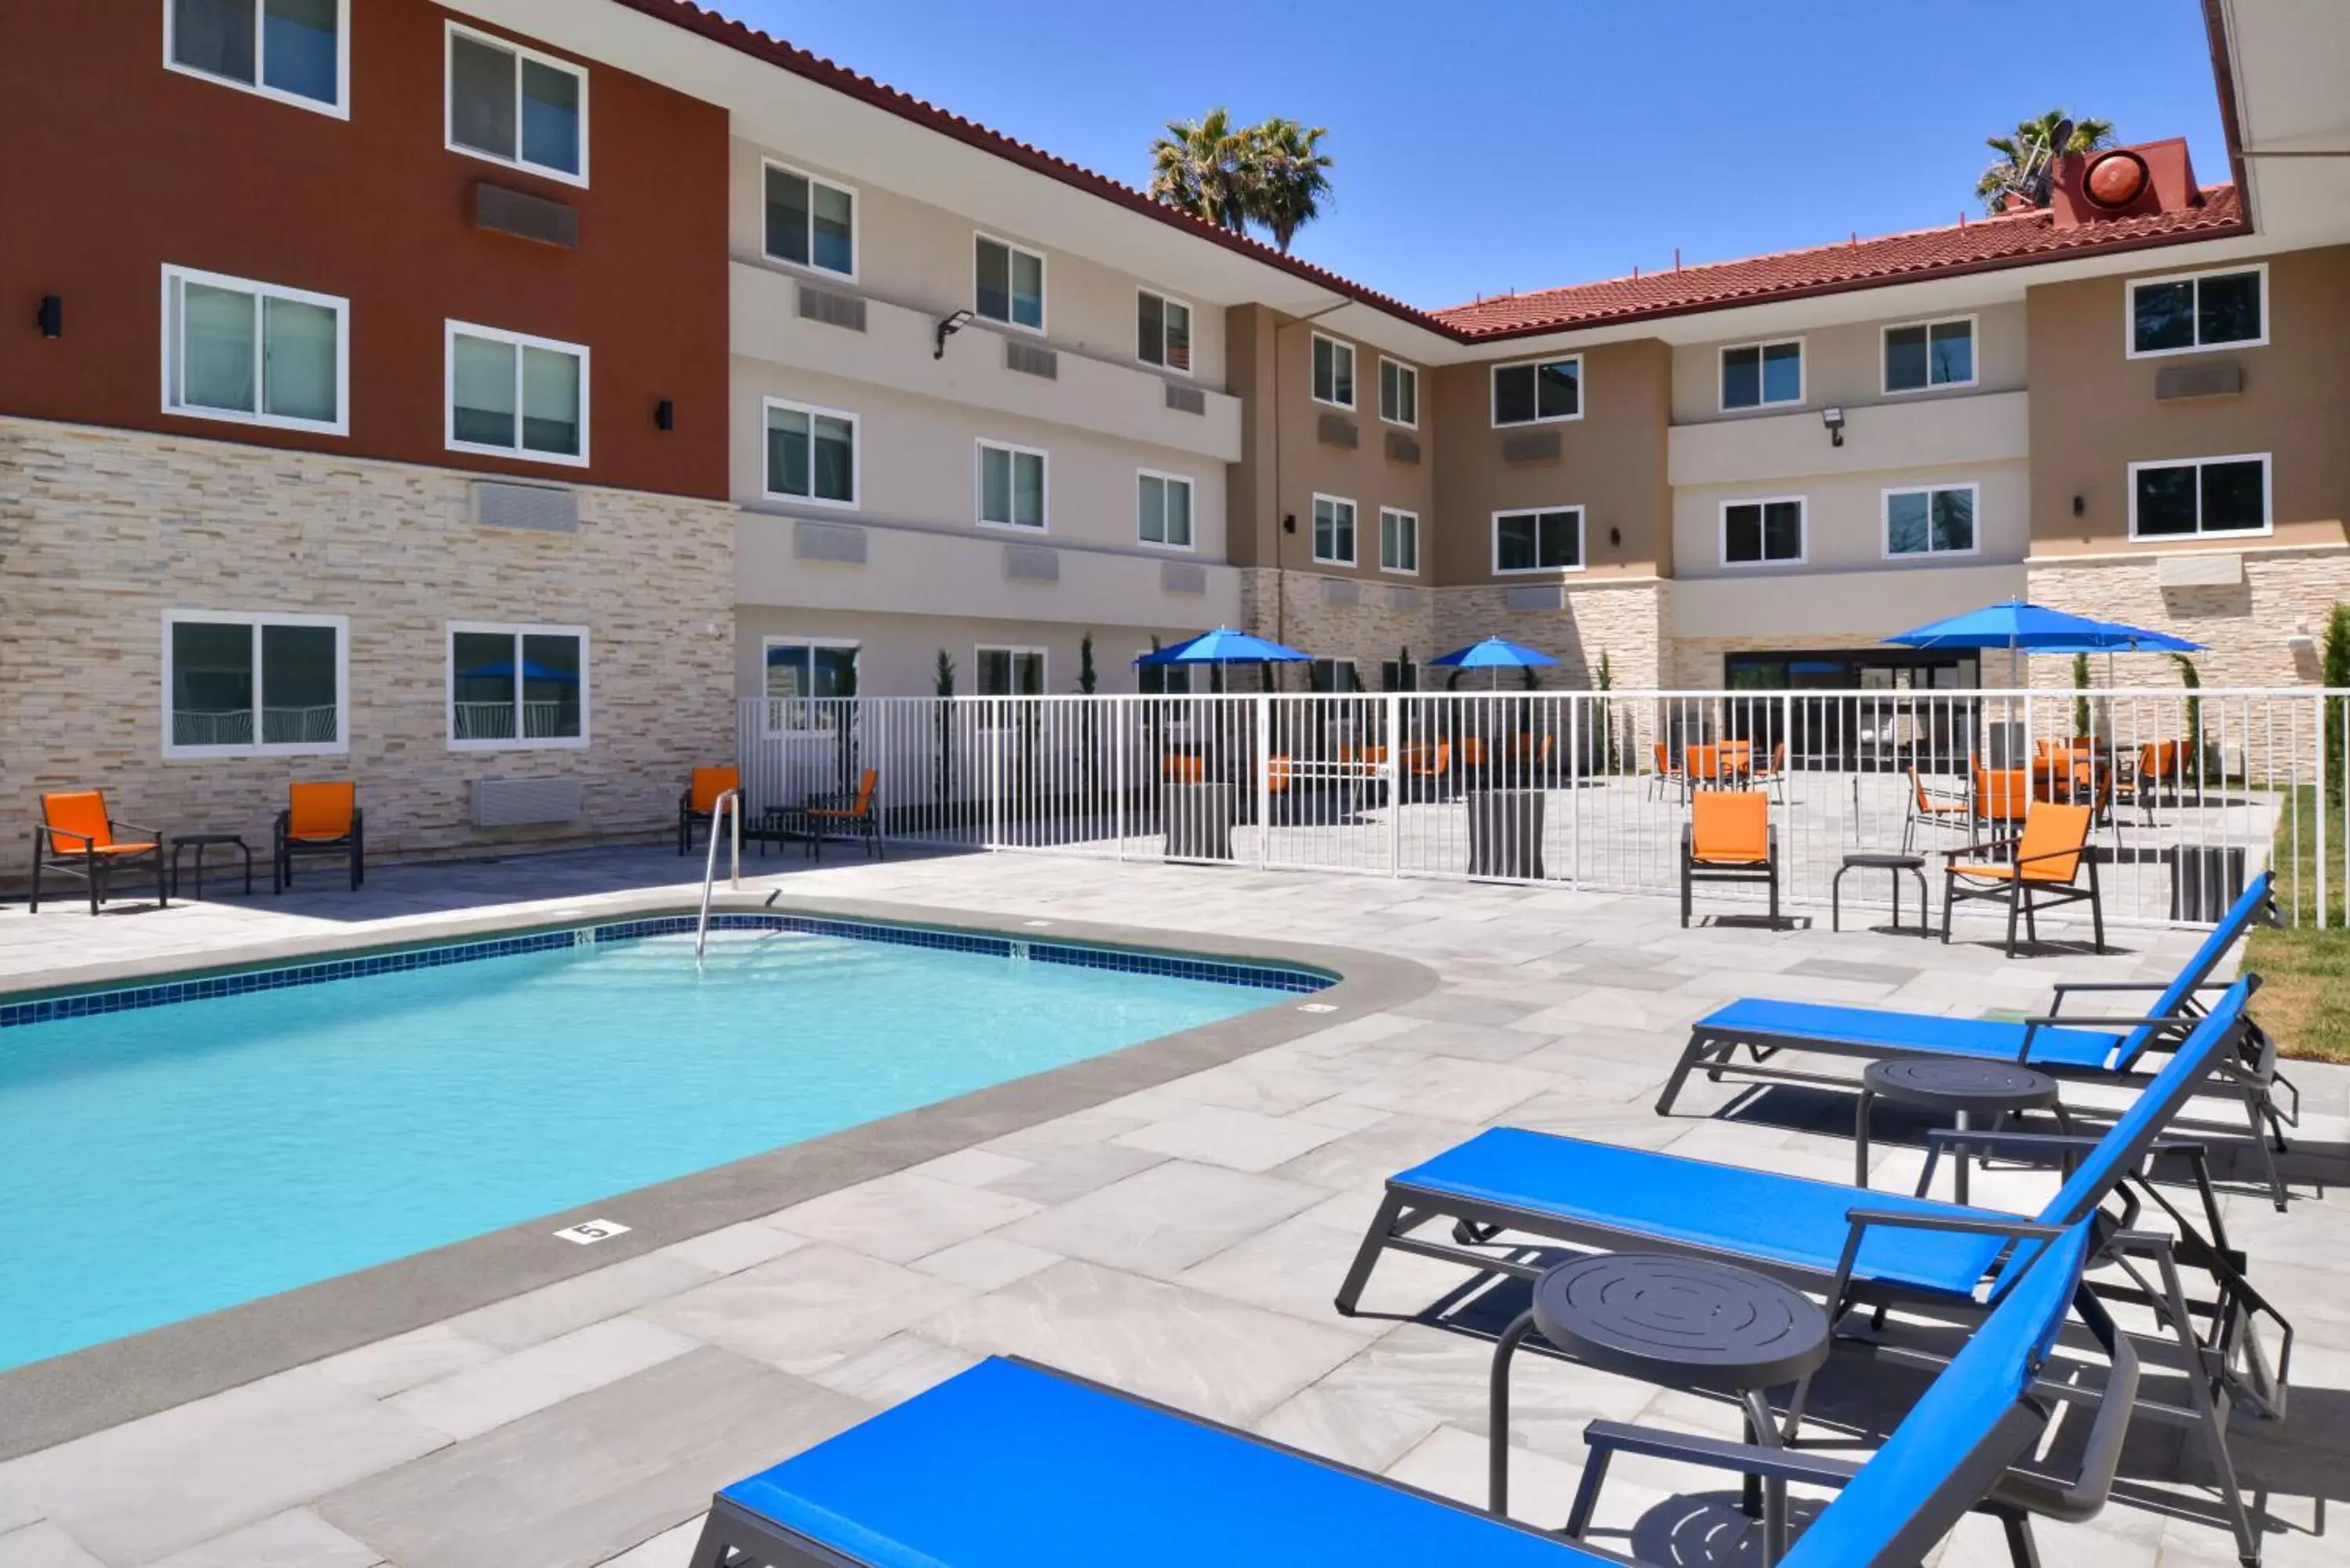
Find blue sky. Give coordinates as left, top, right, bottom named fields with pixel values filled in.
left=707, top=1, right=2227, bottom=309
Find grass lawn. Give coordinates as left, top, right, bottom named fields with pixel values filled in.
left=2245, top=786, right=2350, bottom=1063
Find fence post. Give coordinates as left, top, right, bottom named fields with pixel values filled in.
left=1565, top=692, right=1581, bottom=891
left=988, top=702, right=1003, bottom=851
left=1115, top=697, right=1128, bottom=862
left=2319, top=694, right=2330, bottom=931
left=1255, top=692, right=1271, bottom=869
left=1385, top=692, right=1402, bottom=876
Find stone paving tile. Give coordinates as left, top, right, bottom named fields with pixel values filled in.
left=1109, top=1104, right=1350, bottom=1172
left=909, top=1234, right=1065, bottom=1292
left=902, top=1147, right=1034, bottom=1187
left=636, top=1245, right=975, bottom=1378
left=917, top=1259, right=1361, bottom=1426
left=0, top=1523, right=104, bottom=1568
left=147, top=1508, right=386, bottom=1568
left=804, top=1334, right=981, bottom=1407
left=592, top=1518, right=702, bottom=1568
left=648, top=1221, right=808, bottom=1277
left=1338, top=1055, right=1560, bottom=1123
left=759, top=1172, right=1041, bottom=1263
left=443, top=1252, right=718, bottom=1353
left=997, top=1160, right=1329, bottom=1277
left=1381, top=1423, right=1590, bottom=1527
left=389, top=1317, right=702, bottom=1443
left=312, top=1324, right=504, bottom=1400
left=0, top=1367, right=446, bottom=1564
left=320, top=1348, right=865, bottom=1568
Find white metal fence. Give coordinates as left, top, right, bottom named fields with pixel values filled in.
left=736, top=688, right=2350, bottom=932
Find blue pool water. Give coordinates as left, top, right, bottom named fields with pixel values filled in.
left=0, top=924, right=1296, bottom=1370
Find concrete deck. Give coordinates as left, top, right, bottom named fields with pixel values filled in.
left=0, top=847, right=2344, bottom=1567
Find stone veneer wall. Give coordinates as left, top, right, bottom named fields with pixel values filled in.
left=2026, top=544, right=2350, bottom=689
left=0, top=417, right=737, bottom=877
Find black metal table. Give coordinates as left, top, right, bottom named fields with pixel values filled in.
left=1832, top=851, right=1929, bottom=934
left=1856, top=1056, right=2068, bottom=1203
left=171, top=833, right=251, bottom=900
left=1491, top=1252, right=1831, bottom=1561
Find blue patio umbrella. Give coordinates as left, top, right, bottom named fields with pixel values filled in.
left=1428, top=635, right=1559, bottom=689
left=1888, top=600, right=2204, bottom=657
left=1133, top=627, right=1312, bottom=666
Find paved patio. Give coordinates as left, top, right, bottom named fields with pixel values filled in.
left=0, top=847, right=2344, bottom=1567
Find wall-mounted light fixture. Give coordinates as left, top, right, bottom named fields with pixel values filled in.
left=1820, top=406, right=1846, bottom=447
left=1608, top=526, right=1622, bottom=547
left=2072, top=494, right=2086, bottom=518
left=37, top=295, right=62, bottom=339
left=934, top=309, right=975, bottom=359
left=1282, top=512, right=1297, bottom=535
left=653, top=399, right=675, bottom=432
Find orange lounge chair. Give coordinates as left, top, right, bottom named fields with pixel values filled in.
left=803, top=768, right=882, bottom=861
left=1680, top=789, right=1777, bottom=928
left=1942, top=801, right=2103, bottom=956
left=1902, top=764, right=1972, bottom=851
left=275, top=781, right=363, bottom=893
left=679, top=767, right=740, bottom=855
left=31, top=789, right=167, bottom=915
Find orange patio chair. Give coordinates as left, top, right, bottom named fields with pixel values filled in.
left=802, top=768, right=882, bottom=861
left=1748, top=740, right=1788, bottom=803
left=31, top=789, right=168, bottom=915
left=1647, top=742, right=1687, bottom=801
left=1902, top=764, right=1972, bottom=852
left=1164, top=753, right=1206, bottom=786
left=1680, top=789, right=1777, bottom=928
left=1972, top=764, right=2030, bottom=833
left=679, top=766, right=740, bottom=856
left=275, top=781, right=363, bottom=893
left=1941, top=800, right=2102, bottom=957
left=1266, top=755, right=1293, bottom=794
left=2133, top=740, right=2187, bottom=822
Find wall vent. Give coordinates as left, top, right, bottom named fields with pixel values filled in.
left=1005, top=544, right=1060, bottom=583
left=1386, top=431, right=1422, bottom=464
left=1321, top=578, right=1360, bottom=608
left=472, top=777, right=584, bottom=828
left=1506, top=584, right=1565, bottom=612
left=2154, top=363, right=2243, bottom=400
left=471, top=480, right=578, bottom=533
left=1502, top=429, right=1562, bottom=464
left=1317, top=414, right=1359, bottom=449
left=1386, top=586, right=1423, bottom=612
left=474, top=182, right=577, bottom=248
left=1005, top=340, right=1059, bottom=379
left=795, top=282, right=868, bottom=333
left=794, top=519, right=867, bottom=564
left=1161, top=560, right=1207, bottom=595
left=1164, top=383, right=1207, bottom=415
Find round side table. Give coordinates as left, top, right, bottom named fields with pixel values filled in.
left=1490, top=1252, right=1831, bottom=1561
left=1832, top=852, right=1929, bottom=935
left=1856, top=1057, right=2069, bottom=1203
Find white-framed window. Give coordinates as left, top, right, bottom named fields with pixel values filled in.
left=1883, top=483, right=1979, bottom=558
left=163, top=609, right=347, bottom=757
left=1493, top=507, right=1583, bottom=574
left=446, top=320, right=589, bottom=465
left=161, top=265, right=348, bottom=435
left=1721, top=497, right=1806, bottom=565
left=1311, top=333, right=1355, bottom=409
left=762, top=637, right=859, bottom=734
left=1137, top=289, right=1192, bottom=374
left=763, top=161, right=855, bottom=279
left=1491, top=356, right=1582, bottom=426
left=1379, top=358, right=1418, bottom=427
left=447, top=623, right=588, bottom=749
left=165, top=0, right=348, bottom=116
left=974, top=234, right=1045, bottom=332
left=763, top=398, right=857, bottom=508
left=1137, top=657, right=1191, bottom=696
left=1379, top=508, right=1419, bottom=575
left=977, top=440, right=1047, bottom=530
left=1883, top=316, right=1976, bottom=394
left=445, top=22, right=587, bottom=185
left=1308, top=657, right=1361, bottom=693
left=976, top=645, right=1047, bottom=696
left=2129, top=454, right=2272, bottom=540
left=1137, top=470, right=1194, bottom=550
left=1720, top=339, right=1803, bottom=410
left=2128, top=264, right=2265, bottom=358
left=1311, top=493, right=1357, bottom=565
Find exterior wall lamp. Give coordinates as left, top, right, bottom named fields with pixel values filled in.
left=934, top=309, right=974, bottom=359
left=1820, top=406, right=1846, bottom=447
left=38, top=295, right=63, bottom=338
left=654, top=399, right=675, bottom=431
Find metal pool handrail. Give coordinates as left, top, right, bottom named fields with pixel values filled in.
left=695, top=789, right=743, bottom=964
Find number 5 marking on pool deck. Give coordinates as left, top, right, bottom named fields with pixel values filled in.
left=553, top=1218, right=631, bottom=1245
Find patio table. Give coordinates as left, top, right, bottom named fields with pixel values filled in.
left=1855, top=1057, right=2069, bottom=1204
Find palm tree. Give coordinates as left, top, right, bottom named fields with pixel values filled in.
left=1976, top=109, right=2116, bottom=212
left=1148, top=109, right=1249, bottom=231
left=1246, top=117, right=1333, bottom=253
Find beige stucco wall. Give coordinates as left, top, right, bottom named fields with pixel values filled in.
left=1427, top=338, right=1675, bottom=584
left=725, top=136, right=1227, bottom=388
left=0, top=417, right=736, bottom=875
left=734, top=606, right=1206, bottom=700
left=1672, top=461, right=2032, bottom=579
left=1670, top=301, right=2026, bottom=425
left=2028, top=244, right=2350, bottom=558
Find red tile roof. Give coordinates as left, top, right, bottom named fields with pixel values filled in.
left=611, top=1, right=2250, bottom=344
left=1435, top=186, right=2248, bottom=338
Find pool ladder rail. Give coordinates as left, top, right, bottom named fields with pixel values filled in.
left=694, top=788, right=743, bottom=966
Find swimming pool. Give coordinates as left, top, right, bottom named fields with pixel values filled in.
left=0, top=914, right=1320, bottom=1371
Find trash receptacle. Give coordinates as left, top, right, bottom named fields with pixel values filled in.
left=1466, top=789, right=1545, bottom=880
left=2171, top=845, right=2247, bottom=923
left=1164, top=783, right=1235, bottom=862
